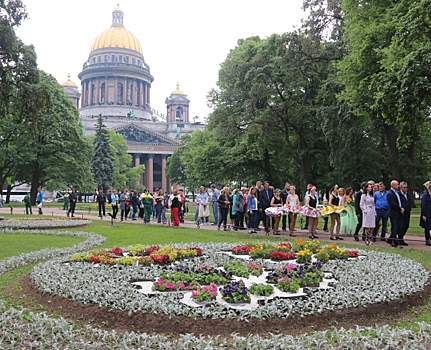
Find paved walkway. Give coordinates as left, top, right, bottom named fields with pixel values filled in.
left=1, top=206, right=430, bottom=251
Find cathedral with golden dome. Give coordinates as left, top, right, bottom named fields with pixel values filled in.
left=63, top=5, right=203, bottom=191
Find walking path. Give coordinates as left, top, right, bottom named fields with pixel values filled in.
left=1, top=206, right=429, bottom=251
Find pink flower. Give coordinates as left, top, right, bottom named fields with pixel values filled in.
left=192, top=291, right=198, bottom=297
left=156, top=279, right=164, bottom=286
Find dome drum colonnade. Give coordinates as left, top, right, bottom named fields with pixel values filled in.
left=78, top=5, right=153, bottom=120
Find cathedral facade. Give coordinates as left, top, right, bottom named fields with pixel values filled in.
left=63, top=5, right=203, bottom=191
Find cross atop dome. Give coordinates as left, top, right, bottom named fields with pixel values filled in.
left=112, top=4, right=124, bottom=26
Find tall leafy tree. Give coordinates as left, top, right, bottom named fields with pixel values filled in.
left=207, top=33, right=333, bottom=195
left=108, top=130, right=145, bottom=190
left=16, top=70, right=94, bottom=203
left=90, top=114, right=115, bottom=191
left=0, top=0, right=38, bottom=122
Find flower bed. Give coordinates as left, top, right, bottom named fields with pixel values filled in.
left=0, top=218, right=90, bottom=230
left=31, top=241, right=429, bottom=321
left=1, top=231, right=431, bottom=348
left=69, top=244, right=204, bottom=265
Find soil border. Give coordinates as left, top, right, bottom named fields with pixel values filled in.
left=10, top=275, right=431, bottom=337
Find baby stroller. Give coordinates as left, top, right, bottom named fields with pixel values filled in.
left=179, top=201, right=185, bottom=223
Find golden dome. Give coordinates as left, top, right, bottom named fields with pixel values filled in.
left=91, top=26, right=143, bottom=54
left=62, top=73, right=77, bottom=87
left=172, top=83, right=185, bottom=95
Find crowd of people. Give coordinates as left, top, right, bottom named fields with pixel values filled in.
left=206, top=179, right=430, bottom=247
left=16, top=178, right=431, bottom=247
left=87, top=187, right=187, bottom=226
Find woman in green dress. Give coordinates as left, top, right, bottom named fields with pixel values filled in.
left=340, top=187, right=357, bottom=235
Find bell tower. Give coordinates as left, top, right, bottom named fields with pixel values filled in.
left=165, top=83, right=190, bottom=125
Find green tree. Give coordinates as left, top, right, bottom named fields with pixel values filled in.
left=15, top=70, right=94, bottom=203
left=207, top=33, right=333, bottom=195
left=90, top=114, right=115, bottom=191
left=0, top=0, right=38, bottom=121
left=108, top=130, right=145, bottom=190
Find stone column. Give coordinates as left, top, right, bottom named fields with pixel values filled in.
left=144, top=84, right=147, bottom=106
left=96, top=78, right=100, bottom=104
left=114, top=78, right=118, bottom=104
left=143, top=157, right=149, bottom=188
left=90, top=79, right=94, bottom=105
left=147, top=154, right=154, bottom=192
left=104, top=77, right=108, bottom=104
left=134, top=153, right=141, bottom=167
left=161, top=155, right=167, bottom=191
left=139, top=81, right=143, bottom=107
left=81, top=82, right=84, bottom=107
left=123, top=78, right=127, bottom=104
left=84, top=80, right=88, bottom=106
left=147, top=85, right=150, bottom=105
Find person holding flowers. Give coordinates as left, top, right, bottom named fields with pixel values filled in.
left=329, top=185, right=343, bottom=240
left=270, top=189, right=283, bottom=235
left=304, top=186, right=319, bottom=239
left=286, top=186, right=300, bottom=237
left=340, top=187, right=357, bottom=235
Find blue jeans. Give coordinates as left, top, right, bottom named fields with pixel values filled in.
left=248, top=210, right=258, bottom=229
left=212, top=201, right=219, bottom=224
left=132, top=205, right=138, bottom=219
left=194, top=207, right=199, bottom=222
left=373, top=209, right=389, bottom=238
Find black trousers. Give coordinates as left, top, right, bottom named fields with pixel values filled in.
left=282, top=214, right=292, bottom=230
left=354, top=214, right=363, bottom=236
left=218, top=207, right=229, bottom=228
left=399, top=212, right=410, bottom=242
left=98, top=202, right=106, bottom=216
left=388, top=215, right=401, bottom=245
left=111, top=205, right=118, bottom=219
left=234, top=211, right=244, bottom=229
left=68, top=201, right=76, bottom=216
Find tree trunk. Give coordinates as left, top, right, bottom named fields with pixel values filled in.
left=406, top=143, right=416, bottom=208
left=383, top=124, right=401, bottom=180
left=5, top=184, right=12, bottom=204
left=30, top=162, right=41, bottom=206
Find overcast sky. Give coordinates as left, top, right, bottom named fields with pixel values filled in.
left=16, top=0, right=306, bottom=121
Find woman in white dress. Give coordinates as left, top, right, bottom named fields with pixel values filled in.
left=286, top=186, right=300, bottom=237
left=360, top=183, right=376, bottom=245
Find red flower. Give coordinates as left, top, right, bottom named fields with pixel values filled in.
left=190, top=247, right=203, bottom=256
left=145, top=246, right=161, bottom=255
left=232, top=245, right=253, bottom=254
left=269, top=251, right=297, bottom=261
left=89, top=255, right=101, bottom=263
left=111, top=247, right=123, bottom=255
left=150, top=254, right=170, bottom=263
left=346, top=250, right=359, bottom=258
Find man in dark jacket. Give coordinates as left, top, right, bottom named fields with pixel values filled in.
left=96, top=188, right=107, bottom=217
left=354, top=182, right=367, bottom=241
left=387, top=180, right=404, bottom=247
left=398, top=181, right=411, bottom=246
left=259, top=181, right=273, bottom=234
left=68, top=188, right=78, bottom=218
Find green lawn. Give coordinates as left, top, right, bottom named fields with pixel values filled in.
left=0, top=234, right=84, bottom=260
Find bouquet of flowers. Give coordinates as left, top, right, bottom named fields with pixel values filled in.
left=265, top=207, right=283, bottom=217
left=299, top=206, right=321, bottom=218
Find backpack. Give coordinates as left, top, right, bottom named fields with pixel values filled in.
left=234, top=194, right=244, bottom=212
